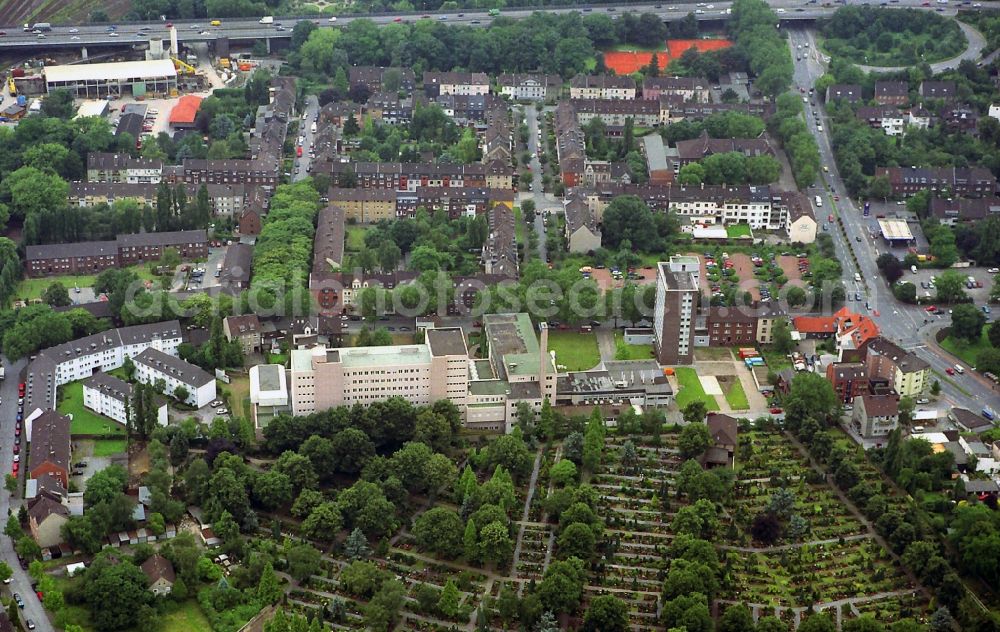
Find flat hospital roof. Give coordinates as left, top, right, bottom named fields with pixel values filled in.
left=337, top=345, right=431, bottom=368
left=45, top=59, right=177, bottom=84
left=877, top=218, right=914, bottom=241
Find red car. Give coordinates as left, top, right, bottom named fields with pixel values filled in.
left=925, top=305, right=937, bottom=312
left=834, top=196, right=840, bottom=201
left=393, top=16, right=402, bottom=21
left=770, top=407, right=783, bottom=414
left=828, top=214, right=834, bottom=222
left=946, top=367, right=955, bottom=375
left=11, top=464, right=17, bottom=475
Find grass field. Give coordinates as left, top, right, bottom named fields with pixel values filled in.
left=548, top=332, right=601, bottom=372
left=345, top=226, right=368, bottom=252
left=268, top=353, right=289, bottom=366
left=13, top=265, right=158, bottom=302
left=724, top=378, right=750, bottom=410
left=161, top=600, right=213, bottom=632
left=93, top=439, right=128, bottom=457
left=940, top=327, right=990, bottom=367
left=760, top=348, right=793, bottom=370
left=58, top=382, right=126, bottom=437
left=674, top=367, right=721, bottom=411
left=613, top=332, right=654, bottom=360
left=513, top=206, right=527, bottom=249
left=727, top=223, right=753, bottom=239
left=228, top=376, right=251, bottom=421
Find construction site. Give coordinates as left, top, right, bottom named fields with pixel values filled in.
left=0, top=24, right=263, bottom=131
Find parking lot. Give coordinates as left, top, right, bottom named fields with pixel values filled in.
left=909, top=266, right=996, bottom=306
left=171, top=245, right=228, bottom=292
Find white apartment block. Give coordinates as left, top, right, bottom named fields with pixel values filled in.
left=82, top=372, right=167, bottom=427
left=133, top=347, right=216, bottom=408
left=288, top=328, right=469, bottom=417
left=32, top=321, right=183, bottom=391
left=569, top=75, right=636, bottom=100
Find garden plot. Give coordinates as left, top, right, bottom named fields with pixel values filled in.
left=722, top=538, right=915, bottom=608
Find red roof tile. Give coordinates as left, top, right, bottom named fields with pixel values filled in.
left=169, top=95, right=203, bottom=125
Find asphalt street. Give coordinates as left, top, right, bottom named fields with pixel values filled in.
left=788, top=27, right=1000, bottom=416
left=292, top=95, right=319, bottom=182
left=1, top=0, right=995, bottom=52
left=0, top=357, right=50, bottom=632
left=520, top=104, right=559, bottom=262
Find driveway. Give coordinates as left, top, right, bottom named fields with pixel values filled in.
left=854, top=19, right=987, bottom=74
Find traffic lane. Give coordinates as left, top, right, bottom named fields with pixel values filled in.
left=0, top=357, right=51, bottom=632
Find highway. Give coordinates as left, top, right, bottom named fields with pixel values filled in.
left=787, top=26, right=1000, bottom=418
left=0, top=0, right=993, bottom=52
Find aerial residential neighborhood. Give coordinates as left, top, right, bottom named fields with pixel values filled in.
left=0, top=0, right=998, bottom=631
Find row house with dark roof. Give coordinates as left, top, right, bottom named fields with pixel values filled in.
left=919, top=80, right=957, bottom=101
left=482, top=204, right=518, bottom=278
left=569, top=98, right=667, bottom=128
left=554, top=100, right=587, bottom=187
left=642, top=76, right=710, bottom=102
left=929, top=196, right=1000, bottom=225
left=349, top=66, right=416, bottom=95
left=826, top=362, right=870, bottom=404
left=134, top=347, right=216, bottom=408
left=563, top=194, right=602, bottom=254
left=328, top=161, right=513, bottom=191
left=674, top=130, right=776, bottom=168
left=176, top=159, right=279, bottom=187
left=874, top=81, right=909, bottom=106
left=941, top=104, right=980, bottom=136
left=86, top=153, right=163, bottom=184
left=569, top=74, right=636, bottom=100
left=365, top=92, right=414, bottom=125
left=25, top=230, right=208, bottom=277
left=434, top=93, right=502, bottom=124
left=423, top=71, right=490, bottom=97
left=826, top=84, right=863, bottom=104
left=663, top=98, right=775, bottom=121
left=69, top=182, right=246, bottom=216
left=875, top=166, right=997, bottom=197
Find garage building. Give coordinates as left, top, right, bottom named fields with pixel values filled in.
left=45, top=60, right=177, bottom=99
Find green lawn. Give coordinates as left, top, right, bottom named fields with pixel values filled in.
left=268, top=353, right=289, bottom=366
left=613, top=332, right=654, bottom=360
left=13, top=265, right=158, bottom=303
left=674, top=367, right=721, bottom=411
left=940, top=326, right=990, bottom=367
left=58, top=382, right=126, bottom=437
left=547, top=332, right=602, bottom=371
left=610, top=43, right=667, bottom=52
left=161, top=599, right=213, bottom=632
left=727, top=223, right=753, bottom=239
left=513, top=206, right=527, bottom=249
left=760, top=347, right=793, bottom=370
left=345, top=226, right=368, bottom=252
left=92, top=439, right=128, bottom=457
left=724, top=378, right=750, bottom=410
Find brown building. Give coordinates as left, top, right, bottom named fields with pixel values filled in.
left=116, top=230, right=209, bottom=265
left=675, top=130, right=775, bottom=167
left=223, top=314, right=263, bottom=355
left=825, top=362, right=869, bottom=404
left=642, top=76, right=710, bottom=102
left=705, top=306, right=757, bottom=346
left=874, top=81, right=909, bottom=106
left=177, top=159, right=279, bottom=187
left=28, top=411, right=71, bottom=488
left=25, top=241, right=119, bottom=277
left=349, top=66, right=416, bottom=95
left=329, top=161, right=513, bottom=191
left=554, top=100, right=586, bottom=187
left=875, top=166, right=997, bottom=198
left=313, top=205, right=346, bottom=275
left=825, top=84, right=863, bottom=103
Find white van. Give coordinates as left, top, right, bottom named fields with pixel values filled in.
left=911, top=265, right=918, bottom=274
left=854, top=273, right=861, bottom=282
left=955, top=364, right=965, bottom=374
left=912, top=426, right=925, bottom=434
left=815, top=195, right=822, bottom=207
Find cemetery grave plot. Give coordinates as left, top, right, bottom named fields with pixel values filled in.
left=721, top=538, right=916, bottom=608
left=737, top=430, right=814, bottom=480
left=514, top=524, right=553, bottom=581
left=287, top=550, right=491, bottom=630
left=729, top=481, right=868, bottom=542
left=851, top=590, right=930, bottom=623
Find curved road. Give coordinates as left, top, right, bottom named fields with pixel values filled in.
left=853, top=19, right=988, bottom=73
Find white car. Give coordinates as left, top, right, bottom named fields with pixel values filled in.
left=328, top=15, right=338, bottom=22
left=69, top=28, right=79, bottom=33
left=71, top=35, right=79, bottom=40
left=12, top=455, right=18, bottom=463
left=988, top=268, right=999, bottom=274
left=776, top=7, right=786, bottom=12
left=916, top=398, right=930, bottom=404
left=216, top=408, right=229, bottom=415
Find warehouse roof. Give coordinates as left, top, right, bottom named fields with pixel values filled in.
left=169, top=95, right=204, bottom=125
left=45, top=59, right=177, bottom=84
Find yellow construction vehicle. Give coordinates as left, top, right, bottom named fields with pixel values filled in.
left=171, top=57, right=197, bottom=76
left=7, top=77, right=16, bottom=96
left=219, top=57, right=230, bottom=68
